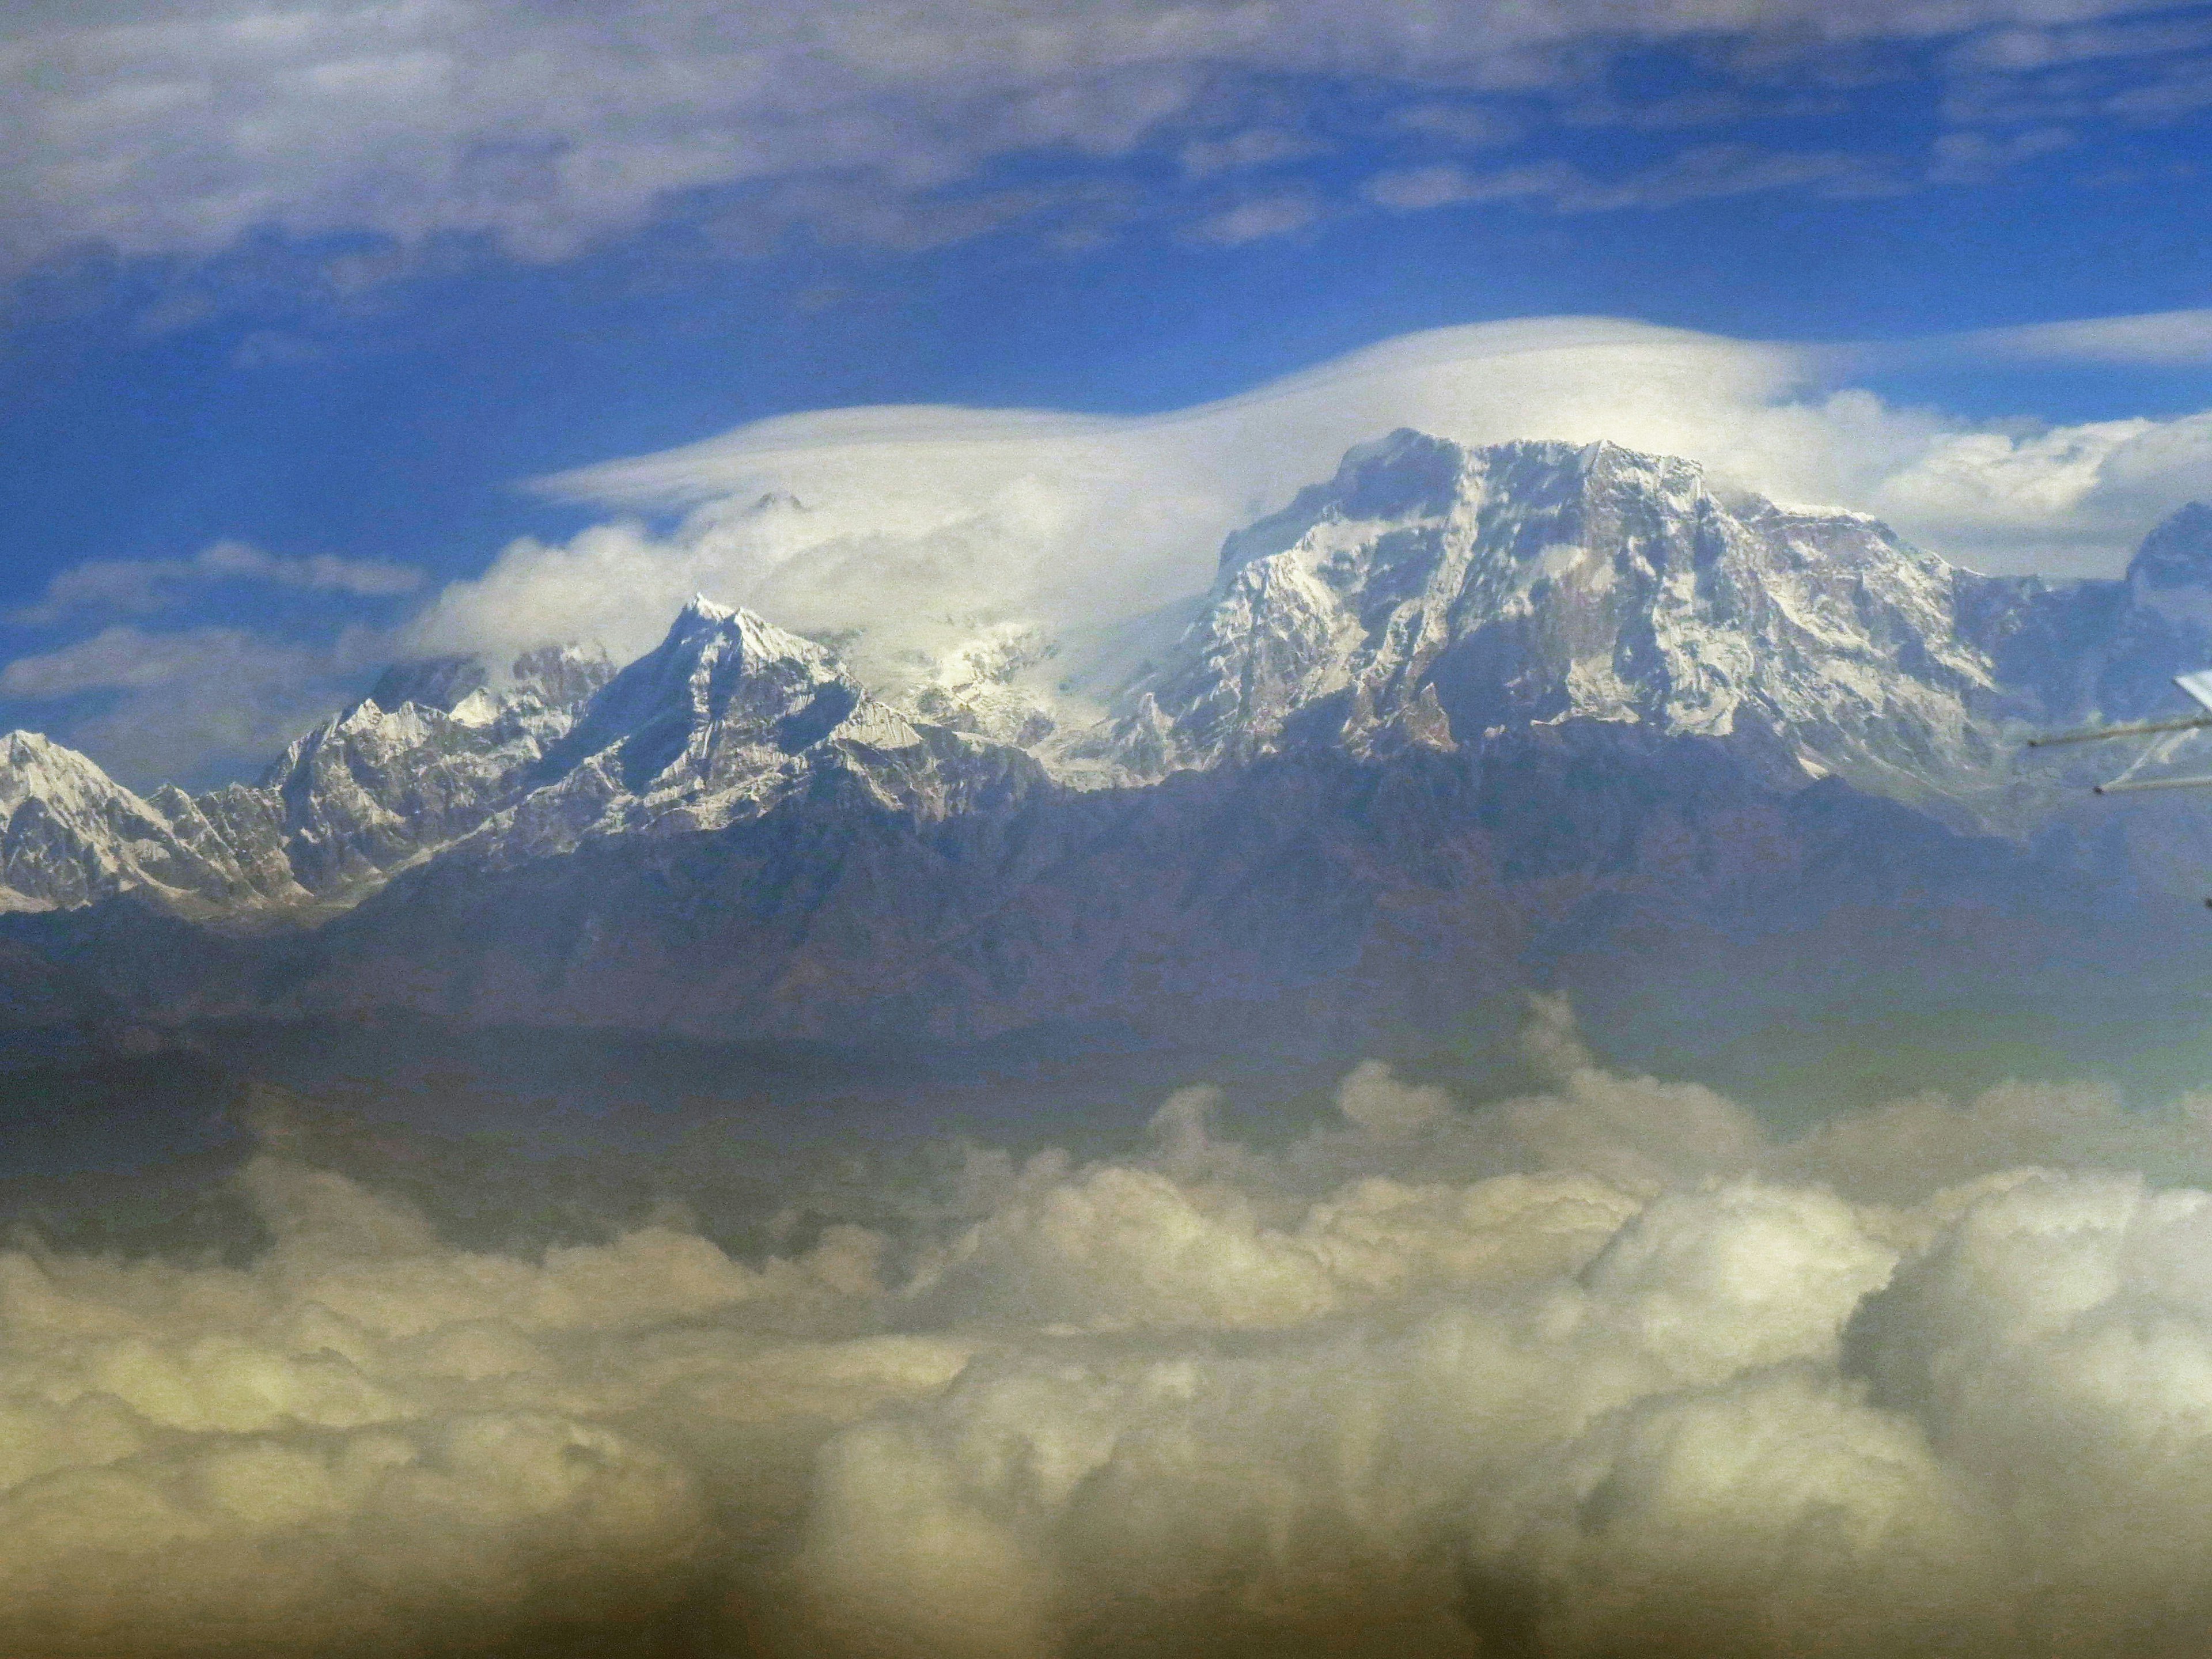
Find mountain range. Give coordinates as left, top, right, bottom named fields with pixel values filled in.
left=7, top=433, right=2212, bottom=1054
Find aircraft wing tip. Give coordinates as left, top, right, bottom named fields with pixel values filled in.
left=2175, top=669, right=2212, bottom=713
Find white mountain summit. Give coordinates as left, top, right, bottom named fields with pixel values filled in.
left=0, top=643, right=615, bottom=918
left=466, top=596, right=1036, bottom=865
left=1093, top=433, right=2012, bottom=816
left=0, top=433, right=2206, bottom=922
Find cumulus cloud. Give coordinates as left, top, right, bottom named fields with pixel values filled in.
left=389, top=313, right=2212, bottom=700
left=3, top=1001, right=2212, bottom=1653
left=4, top=0, right=2201, bottom=273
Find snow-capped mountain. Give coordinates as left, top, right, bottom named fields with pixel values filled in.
left=0, top=643, right=616, bottom=919
left=227, top=641, right=618, bottom=904
left=462, top=597, right=1044, bottom=865
left=1089, top=431, right=2210, bottom=826
left=0, top=731, right=278, bottom=916
left=0, top=602, right=1045, bottom=922
left=0, top=431, right=2208, bottom=944
left=2126, top=503, right=2212, bottom=627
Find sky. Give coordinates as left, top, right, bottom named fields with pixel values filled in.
left=5, top=0, right=2212, bottom=786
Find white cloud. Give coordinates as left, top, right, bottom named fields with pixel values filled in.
left=1179, top=127, right=1325, bottom=177
left=390, top=313, right=2212, bottom=698
left=14, top=539, right=423, bottom=626
left=1871, top=410, right=2212, bottom=563
left=0, top=541, right=421, bottom=781
left=0, top=624, right=297, bottom=699
left=1366, top=145, right=1900, bottom=213
left=8, top=310, right=2196, bottom=784
left=4, top=1002, right=2210, bottom=1652
left=0, top=623, right=347, bottom=785
left=402, top=318, right=1843, bottom=683
left=1390, top=100, right=1523, bottom=146
left=1927, top=123, right=2073, bottom=182
left=3, top=0, right=2199, bottom=271
left=1183, top=190, right=1321, bottom=243
left=1935, top=306, right=2212, bottom=365
left=192, top=538, right=423, bottom=596
left=1365, top=159, right=1571, bottom=209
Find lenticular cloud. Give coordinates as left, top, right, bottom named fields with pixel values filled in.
left=10, top=1005, right=2212, bottom=1654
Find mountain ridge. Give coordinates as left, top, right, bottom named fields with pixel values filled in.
left=0, top=429, right=2203, bottom=1044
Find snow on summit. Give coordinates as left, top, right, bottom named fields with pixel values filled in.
left=3, top=433, right=2212, bottom=919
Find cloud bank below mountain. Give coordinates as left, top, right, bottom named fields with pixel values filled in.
left=10, top=1001, right=2212, bottom=1654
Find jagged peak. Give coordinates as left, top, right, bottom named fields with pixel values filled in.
left=1218, top=433, right=1719, bottom=578
left=1, top=729, right=70, bottom=761
left=513, top=640, right=608, bottom=672
left=0, top=728, right=122, bottom=783
left=660, top=594, right=834, bottom=669
left=2128, top=502, right=2212, bottom=591
left=676, top=592, right=739, bottom=626
left=0, top=728, right=153, bottom=817
left=366, top=654, right=490, bottom=715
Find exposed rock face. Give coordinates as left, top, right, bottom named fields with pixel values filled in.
left=62, top=725, right=2154, bottom=1048
left=248, top=642, right=617, bottom=902
left=473, top=598, right=1041, bottom=866
left=0, top=644, right=616, bottom=919
left=1096, top=433, right=2212, bottom=827
left=0, top=733, right=282, bottom=916
left=0, top=433, right=2209, bottom=1051
left=0, top=604, right=1042, bottom=925
left=2127, top=502, right=2212, bottom=624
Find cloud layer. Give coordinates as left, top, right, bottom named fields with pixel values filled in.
left=395, top=315, right=2212, bottom=698
left=7, top=1002, right=2212, bottom=1653
left=11, top=540, right=422, bottom=628
left=9, top=0, right=2210, bottom=273
left=10, top=310, right=2212, bottom=786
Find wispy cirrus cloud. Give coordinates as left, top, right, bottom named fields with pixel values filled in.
left=1365, top=143, right=1905, bottom=215
left=13, top=539, right=423, bottom=626
left=0, top=538, right=414, bottom=784
left=1183, top=191, right=1323, bottom=244
left=5, top=0, right=2207, bottom=279
left=0, top=623, right=349, bottom=785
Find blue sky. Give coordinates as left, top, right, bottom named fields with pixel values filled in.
left=5, top=0, right=2212, bottom=785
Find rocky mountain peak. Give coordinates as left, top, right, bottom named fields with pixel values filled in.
left=0, top=730, right=278, bottom=915
left=471, top=595, right=985, bottom=861
left=1218, top=429, right=1468, bottom=574
left=553, top=597, right=858, bottom=777
left=1108, top=432, right=1997, bottom=813
left=366, top=655, right=490, bottom=715
left=0, top=730, right=117, bottom=816
left=366, top=642, right=615, bottom=724
left=506, top=641, right=616, bottom=712
left=5, top=442, right=2211, bottom=933
left=2126, top=504, right=2212, bottom=625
